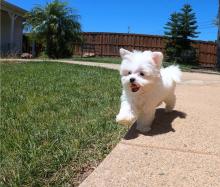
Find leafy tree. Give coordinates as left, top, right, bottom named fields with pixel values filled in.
left=179, top=4, right=199, bottom=39
left=164, top=12, right=181, bottom=38
left=25, top=0, right=82, bottom=58
left=164, top=4, right=199, bottom=64
left=164, top=12, right=182, bottom=62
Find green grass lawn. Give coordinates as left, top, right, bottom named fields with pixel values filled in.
left=72, top=56, right=121, bottom=64
left=37, top=53, right=199, bottom=71
left=71, top=56, right=197, bottom=70
left=0, top=62, right=126, bottom=186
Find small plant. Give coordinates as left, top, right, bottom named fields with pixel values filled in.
left=164, top=4, right=199, bottom=64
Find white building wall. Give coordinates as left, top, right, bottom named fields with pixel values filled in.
left=14, top=16, right=23, bottom=53
left=0, top=9, right=25, bottom=56
left=0, top=10, right=11, bottom=54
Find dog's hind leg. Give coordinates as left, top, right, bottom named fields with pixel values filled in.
left=164, top=94, right=176, bottom=112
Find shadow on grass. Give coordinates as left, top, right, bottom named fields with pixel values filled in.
left=124, top=108, right=186, bottom=140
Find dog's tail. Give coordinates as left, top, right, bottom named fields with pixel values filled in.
left=160, top=65, right=182, bottom=84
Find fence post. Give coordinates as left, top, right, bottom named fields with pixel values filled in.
left=216, top=0, right=220, bottom=70
left=100, top=33, right=103, bottom=56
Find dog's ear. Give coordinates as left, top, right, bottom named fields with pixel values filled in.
left=119, top=48, right=131, bottom=59
left=152, top=52, right=163, bottom=68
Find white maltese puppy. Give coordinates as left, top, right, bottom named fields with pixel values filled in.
left=116, top=48, right=181, bottom=133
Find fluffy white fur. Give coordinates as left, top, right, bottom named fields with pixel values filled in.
left=116, top=48, right=182, bottom=132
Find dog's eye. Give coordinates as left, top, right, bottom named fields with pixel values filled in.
left=140, top=72, right=145, bottom=76
left=128, top=71, right=131, bottom=75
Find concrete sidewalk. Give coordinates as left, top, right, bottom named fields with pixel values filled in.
left=79, top=73, right=220, bottom=186
left=0, top=58, right=120, bottom=70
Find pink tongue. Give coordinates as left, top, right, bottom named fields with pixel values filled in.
left=131, top=84, right=140, bottom=92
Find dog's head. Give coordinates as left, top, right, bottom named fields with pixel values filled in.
left=119, top=48, right=163, bottom=93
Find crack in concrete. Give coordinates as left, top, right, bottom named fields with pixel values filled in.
left=120, top=141, right=220, bottom=157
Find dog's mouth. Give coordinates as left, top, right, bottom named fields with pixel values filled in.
left=130, top=83, right=140, bottom=92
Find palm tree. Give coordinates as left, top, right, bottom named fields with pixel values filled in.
left=25, top=0, right=82, bottom=58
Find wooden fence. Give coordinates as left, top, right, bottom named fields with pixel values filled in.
left=74, top=32, right=217, bottom=67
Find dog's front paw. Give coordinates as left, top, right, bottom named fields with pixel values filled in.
left=136, top=125, right=151, bottom=133
left=165, top=108, right=173, bottom=113
left=116, top=113, right=136, bottom=126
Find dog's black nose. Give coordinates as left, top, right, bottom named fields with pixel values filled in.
left=130, top=78, right=135, bottom=83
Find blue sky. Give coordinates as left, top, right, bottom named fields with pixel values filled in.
left=8, top=0, right=218, bottom=41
